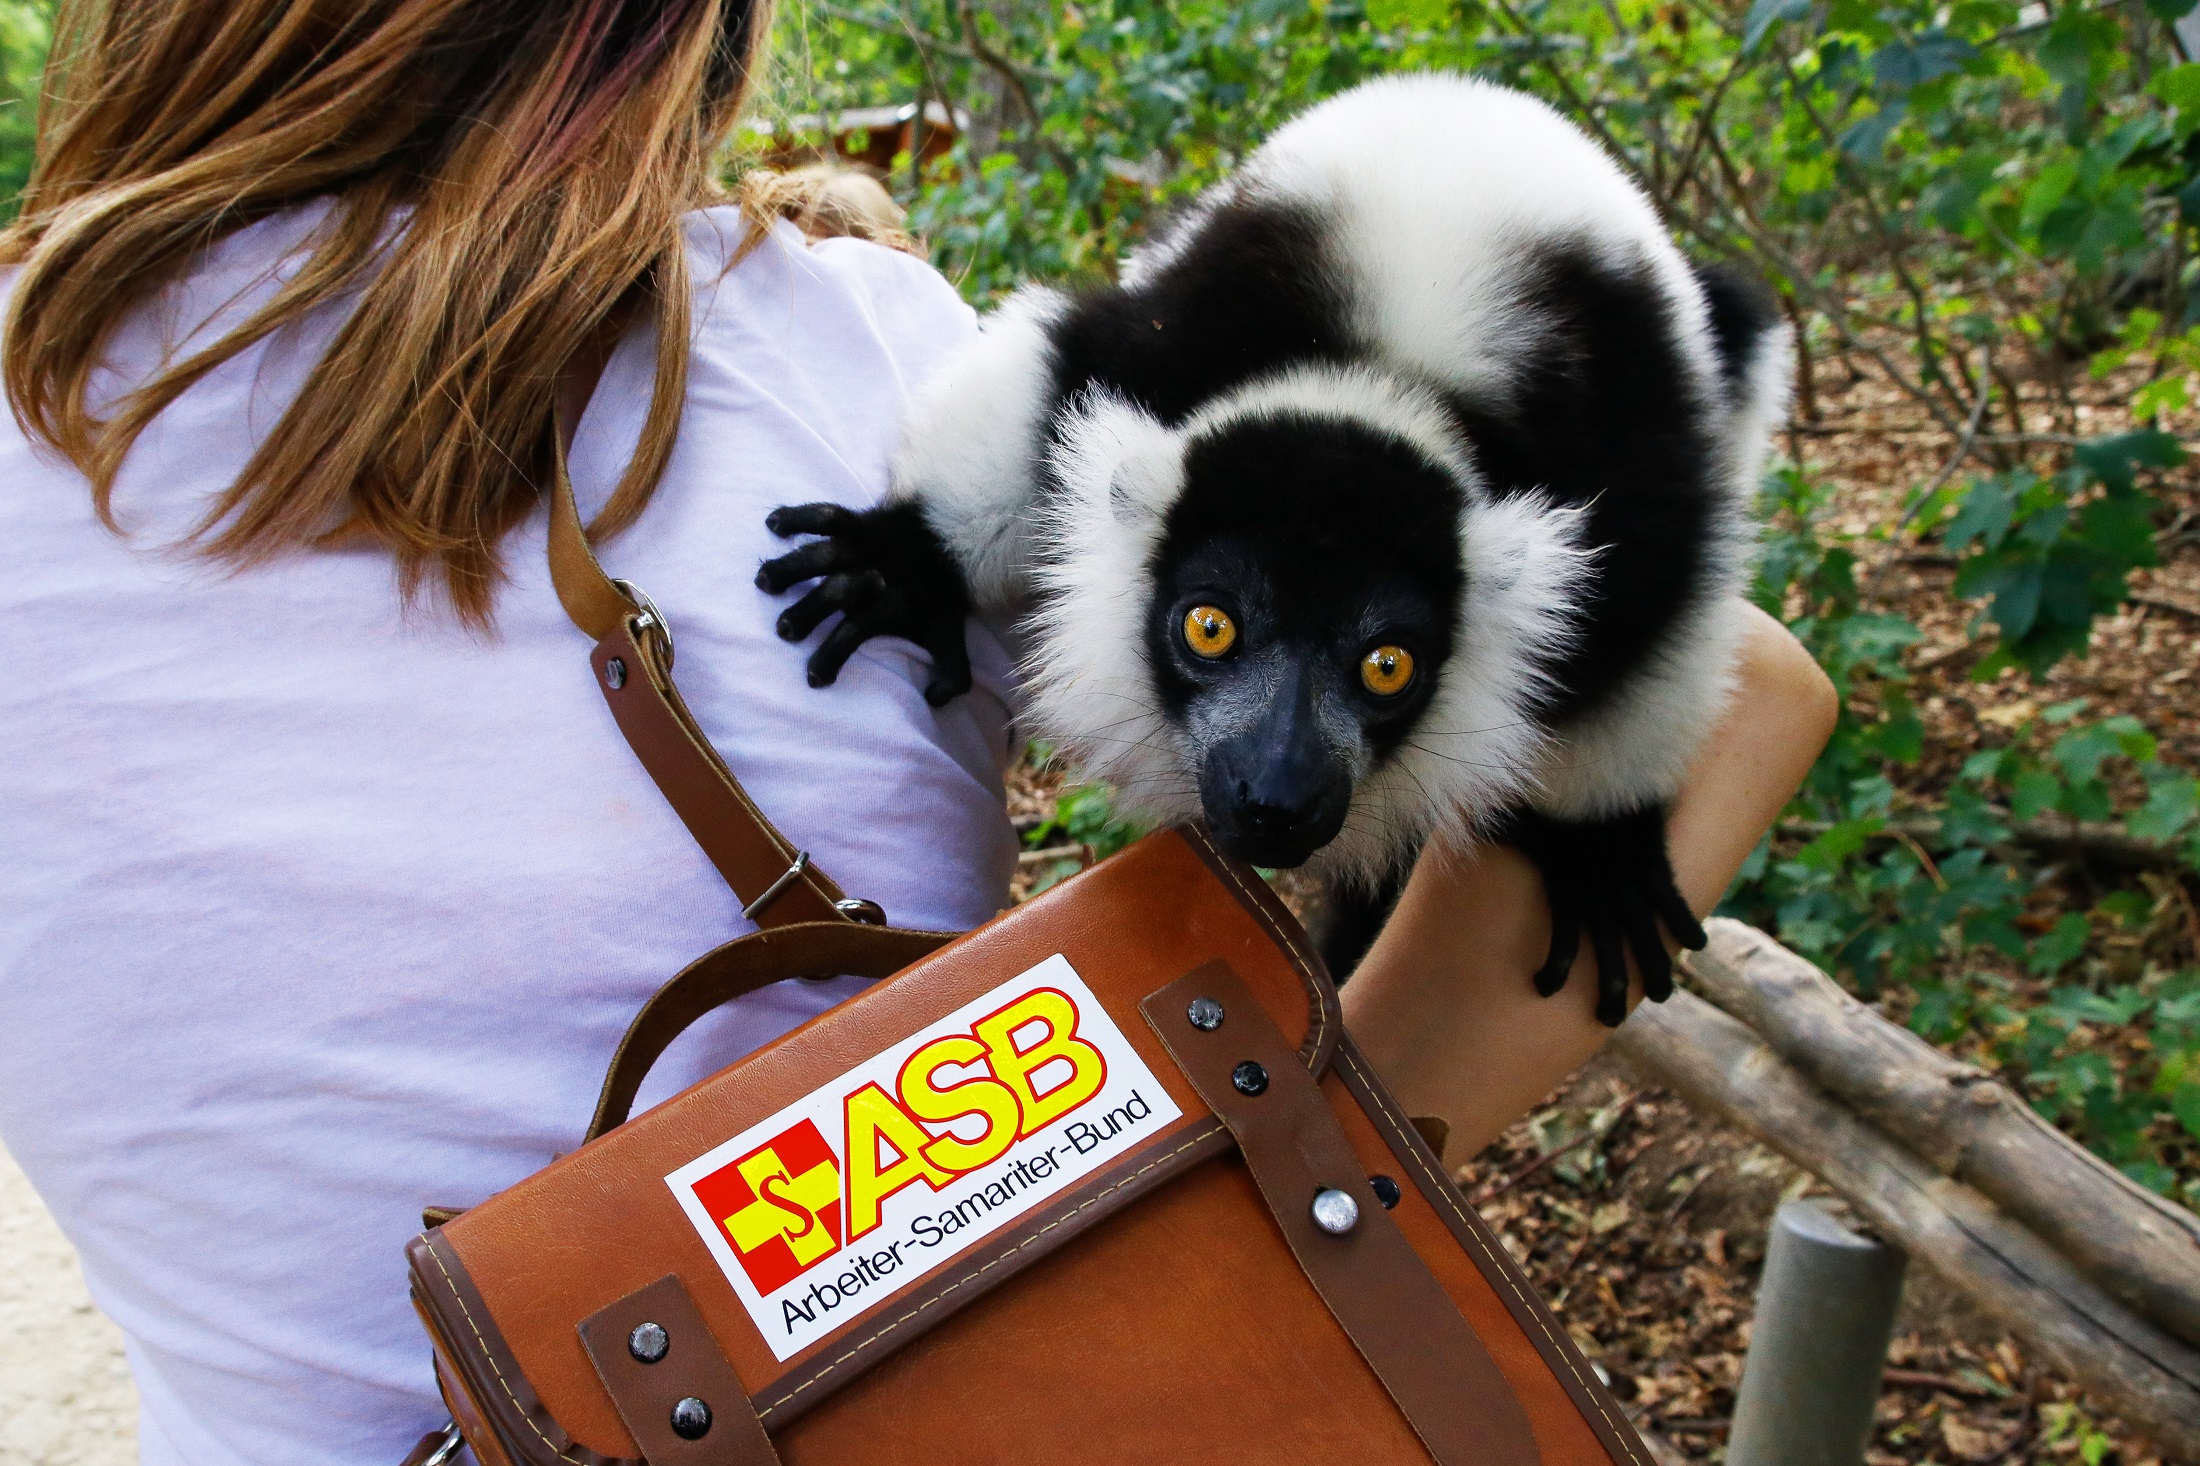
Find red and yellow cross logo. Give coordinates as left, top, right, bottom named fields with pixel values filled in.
left=688, top=1119, right=845, bottom=1295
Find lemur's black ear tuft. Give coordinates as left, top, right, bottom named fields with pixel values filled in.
left=1690, top=260, right=1783, bottom=393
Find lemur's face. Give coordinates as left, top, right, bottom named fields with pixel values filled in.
left=1144, top=418, right=1464, bottom=870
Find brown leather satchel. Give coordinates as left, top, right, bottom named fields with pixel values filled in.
left=400, top=420, right=1653, bottom=1466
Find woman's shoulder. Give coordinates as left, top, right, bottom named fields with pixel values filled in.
left=682, top=206, right=977, bottom=386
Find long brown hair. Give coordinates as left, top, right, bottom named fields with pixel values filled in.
left=1, top=0, right=766, bottom=621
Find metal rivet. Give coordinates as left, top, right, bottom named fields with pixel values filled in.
left=627, top=1321, right=668, bottom=1364
left=1231, top=1060, right=1268, bottom=1096
left=1370, top=1174, right=1402, bottom=1210
left=669, top=1396, right=712, bottom=1440
left=604, top=657, right=627, bottom=690
left=1186, top=997, right=1224, bottom=1031
left=1311, top=1187, right=1360, bottom=1235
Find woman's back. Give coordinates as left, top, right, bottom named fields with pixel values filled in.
left=0, top=203, right=1016, bottom=1463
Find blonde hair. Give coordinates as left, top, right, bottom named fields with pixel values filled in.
left=741, top=162, right=916, bottom=253
left=2, top=0, right=770, bottom=622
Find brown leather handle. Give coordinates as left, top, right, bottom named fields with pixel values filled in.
left=548, top=347, right=858, bottom=928
left=1144, top=962, right=1542, bottom=1466
left=586, top=921, right=954, bottom=1141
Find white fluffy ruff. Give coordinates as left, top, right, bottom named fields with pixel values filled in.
left=1020, top=364, right=1593, bottom=884
left=888, top=285, right=1069, bottom=608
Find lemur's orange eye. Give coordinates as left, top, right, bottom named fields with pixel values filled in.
left=1182, top=605, right=1237, bottom=659
left=1361, top=645, right=1415, bottom=697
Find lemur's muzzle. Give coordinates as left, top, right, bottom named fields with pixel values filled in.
left=1196, top=668, right=1352, bottom=869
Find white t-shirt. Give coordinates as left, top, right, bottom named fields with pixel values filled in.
left=0, top=204, right=1016, bottom=1464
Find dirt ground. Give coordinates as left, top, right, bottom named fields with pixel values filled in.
left=0, top=1145, right=135, bottom=1464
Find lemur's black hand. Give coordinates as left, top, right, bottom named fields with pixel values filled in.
left=1492, top=803, right=1706, bottom=1029
left=757, top=501, right=974, bottom=706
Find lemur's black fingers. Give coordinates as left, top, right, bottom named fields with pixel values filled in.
left=756, top=536, right=864, bottom=594
left=1621, top=889, right=1675, bottom=1004
left=919, top=627, right=974, bottom=707
left=1532, top=891, right=1581, bottom=998
left=1590, top=917, right=1630, bottom=1029
left=1651, top=875, right=1708, bottom=952
left=765, top=502, right=863, bottom=539
left=805, top=606, right=889, bottom=688
left=775, top=571, right=881, bottom=643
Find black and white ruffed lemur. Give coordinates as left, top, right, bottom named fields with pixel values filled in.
left=755, top=73, right=1793, bottom=1025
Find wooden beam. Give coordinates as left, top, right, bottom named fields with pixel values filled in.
left=1684, top=918, right=2200, bottom=1351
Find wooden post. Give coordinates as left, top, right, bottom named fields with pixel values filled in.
left=1727, top=1199, right=1908, bottom=1466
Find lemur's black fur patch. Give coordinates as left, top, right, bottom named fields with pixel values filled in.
left=1048, top=196, right=1356, bottom=426
left=1443, top=243, right=1725, bottom=724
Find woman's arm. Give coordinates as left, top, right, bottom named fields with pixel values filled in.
left=1341, top=602, right=1839, bottom=1159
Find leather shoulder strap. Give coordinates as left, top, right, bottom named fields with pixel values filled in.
left=549, top=348, right=861, bottom=929
left=586, top=921, right=953, bottom=1141
left=1143, top=962, right=1540, bottom=1466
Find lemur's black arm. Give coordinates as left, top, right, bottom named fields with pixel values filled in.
left=757, top=501, right=976, bottom=706
left=1491, top=803, right=1706, bottom=1028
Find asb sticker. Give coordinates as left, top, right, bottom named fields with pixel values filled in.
left=666, top=953, right=1181, bottom=1359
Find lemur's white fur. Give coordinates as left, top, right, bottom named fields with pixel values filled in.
left=890, top=284, right=1070, bottom=608
left=885, top=73, right=1791, bottom=874
left=1022, top=364, right=1592, bottom=877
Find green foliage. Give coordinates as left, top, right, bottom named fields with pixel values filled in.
left=0, top=0, right=47, bottom=220
left=759, top=1, right=1380, bottom=300
left=1018, top=768, right=1147, bottom=894
left=1936, top=431, right=2184, bottom=678
left=1727, top=464, right=2200, bottom=1202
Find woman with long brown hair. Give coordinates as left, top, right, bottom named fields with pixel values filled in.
left=0, top=2, right=1017, bottom=1458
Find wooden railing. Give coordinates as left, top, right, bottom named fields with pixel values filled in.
left=1609, top=919, right=2200, bottom=1456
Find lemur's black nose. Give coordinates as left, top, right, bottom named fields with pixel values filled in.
left=1236, top=783, right=1318, bottom=833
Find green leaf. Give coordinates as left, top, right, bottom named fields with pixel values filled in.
left=1942, top=784, right=2010, bottom=848
left=2152, top=63, right=2200, bottom=114
left=2173, top=1081, right=2200, bottom=1140
left=2020, top=161, right=2079, bottom=233
left=2011, top=766, right=2064, bottom=820
left=2052, top=719, right=2150, bottom=783
left=1944, top=473, right=2023, bottom=552
left=2096, top=889, right=2153, bottom=928
left=1960, top=747, right=2013, bottom=784
left=2073, top=431, right=2186, bottom=493
left=1743, top=0, right=1814, bottom=52
left=2030, top=913, right=2090, bottom=976
left=1797, top=815, right=1883, bottom=872
left=2130, top=773, right=2200, bottom=843
left=1871, top=30, right=1975, bottom=93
